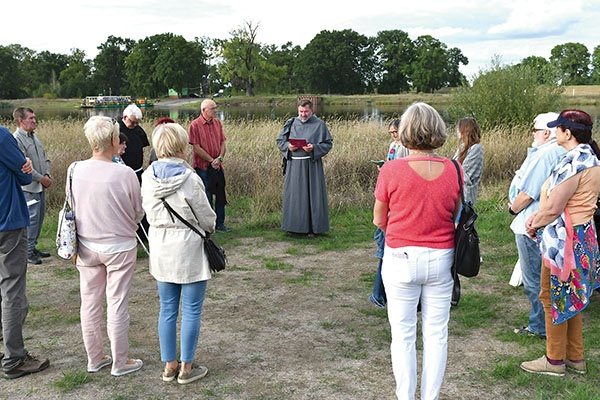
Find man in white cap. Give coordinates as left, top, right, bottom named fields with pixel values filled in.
left=508, top=112, right=566, bottom=339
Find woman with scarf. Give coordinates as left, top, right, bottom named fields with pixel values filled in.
left=521, top=110, right=600, bottom=376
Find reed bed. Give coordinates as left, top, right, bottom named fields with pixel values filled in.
left=19, top=117, right=533, bottom=215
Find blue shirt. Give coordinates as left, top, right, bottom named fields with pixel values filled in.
left=509, top=139, right=566, bottom=235
left=0, top=127, right=32, bottom=232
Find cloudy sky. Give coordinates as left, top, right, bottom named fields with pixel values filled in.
left=3, top=0, right=598, bottom=78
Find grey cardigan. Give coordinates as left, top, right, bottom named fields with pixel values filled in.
left=453, top=143, right=484, bottom=205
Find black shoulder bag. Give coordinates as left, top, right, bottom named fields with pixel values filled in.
left=450, top=160, right=481, bottom=306
left=161, top=199, right=226, bottom=272
left=281, top=117, right=295, bottom=176
left=452, top=159, right=481, bottom=278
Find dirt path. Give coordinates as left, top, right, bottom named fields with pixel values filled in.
left=0, top=238, right=530, bottom=399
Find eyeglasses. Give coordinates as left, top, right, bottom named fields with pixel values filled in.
left=533, top=128, right=546, bottom=133
left=126, top=116, right=139, bottom=126
left=389, top=130, right=398, bottom=134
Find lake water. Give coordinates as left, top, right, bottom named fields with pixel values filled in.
left=1, top=102, right=598, bottom=125
left=0, top=103, right=425, bottom=124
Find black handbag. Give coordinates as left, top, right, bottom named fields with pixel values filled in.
left=451, top=160, right=481, bottom=278
left=161, top=199, right=226, bottom=273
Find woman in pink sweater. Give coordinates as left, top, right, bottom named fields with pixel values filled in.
left=68, top=116, right=144, bottom=376
left=373, top=102, right=462, bottom=400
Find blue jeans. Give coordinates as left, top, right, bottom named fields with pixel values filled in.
left=195, top=168, right=225, bottom=227
left=24, top=191, right=45, bottom=257
left=156, top=280, right=207, bottom=363
left=515, top=234, right=546, bottom=336
left=370, top=259, right=387, bottom=308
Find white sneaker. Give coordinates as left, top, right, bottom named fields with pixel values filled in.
left=111, top=359, right=143, bottom=376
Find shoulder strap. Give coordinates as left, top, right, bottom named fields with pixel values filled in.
left=283, top=117, right=295, bottom=138
left=451, top=159, right=465, bottom=204
left=66, top=162, right=77, bottom=210
left=161, top=199, right=206, bottom=239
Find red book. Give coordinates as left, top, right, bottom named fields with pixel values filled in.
left=289, top=138, right=308, bottom=148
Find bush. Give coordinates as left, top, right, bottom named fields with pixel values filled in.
left=448, top=57, right=564, bottom=130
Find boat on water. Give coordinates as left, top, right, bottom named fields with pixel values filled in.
left=81, top=95, right=153, bottom=108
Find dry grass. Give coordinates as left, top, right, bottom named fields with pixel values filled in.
left=32, top=117, right=532, bottom=213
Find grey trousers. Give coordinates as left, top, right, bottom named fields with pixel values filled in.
left=0, top=228, right=29, bottom=371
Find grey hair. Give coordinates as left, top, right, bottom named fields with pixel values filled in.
left=399, top=102, right=447, bottom=150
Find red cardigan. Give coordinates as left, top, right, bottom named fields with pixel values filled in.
left=374, top=157, right=461, bottom=249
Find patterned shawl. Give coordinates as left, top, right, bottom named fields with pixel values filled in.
left=540, top=144, right=599, bottom=281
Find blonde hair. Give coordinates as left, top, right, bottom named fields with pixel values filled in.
left=83, top=116, right=119, bottom=152
left=399, top=102, right=447, bottom=150
left=152, top=123, right=188, bottom=159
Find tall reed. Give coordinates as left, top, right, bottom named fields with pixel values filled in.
left=27, top=117, right=532, bottom=216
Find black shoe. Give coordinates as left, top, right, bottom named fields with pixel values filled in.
left=216, top=225, right=230, bottom=233
left=34, top=248, right=51, bottom=258
left=4, top=353, right=49, bottom=379
left=27, top=255, right=41, bottom=265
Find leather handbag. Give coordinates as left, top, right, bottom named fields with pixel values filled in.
left=161, top=199, right=226, bottom=273
left=451, top=160, right=481, bottom=278
left=56, top=163, right=78, bottom=260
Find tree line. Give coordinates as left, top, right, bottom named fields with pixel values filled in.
left=0, top=21, right=598, bottom=100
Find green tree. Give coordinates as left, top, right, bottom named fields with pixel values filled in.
left=373, top=29, right=415, bottom=93
left=5, top=44, right=38, bottom=97
left=0, top=46, right=24, bottom=98
left=195, top=36, right=221, bottom=96
left=126, top=33, right=174, bottom=97
left=28, top=51, right=69, bottom=98
left=219, top=20, right=283, bottom=97
left=518, top=55, right=560, bottom=85
left=93, top=36, right=135, bottom=96
left=445, top=47, right=468, bottom=87
left=263, top=42, right=302, bottom=94
left=550, top=42, right=590, bottom=85
left=58, top=49, right=94, bottom=98
left=449, top=56, right=563, bottom=130
left=297, top=29, right=373, bottom=94
left=411, top=35, right=449, bottom=93
left=154, top=35, right=208, bottom=97
left=591, top=45, right=600, bottom=84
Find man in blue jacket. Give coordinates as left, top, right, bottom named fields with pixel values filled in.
left=0, top=126, right=50, bottom=379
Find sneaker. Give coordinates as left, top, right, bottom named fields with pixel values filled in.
left=177, top=365, right=208, bottom=384
left=27, top=255, right=42, bottom=265
left=34, top=248, right=51, bottom=258
left=4, top=352, right=49, bottom=379
left=162, top=363, right=180, bottom=382
left=520, top=356, right=565, bottom=377
left=88, top=356, right=112, bottom=373
left=111, top=359, right=143, bottom=377
left=215, top=225, right=230, bottom=233
left=565, top=359, right=587, bottom=375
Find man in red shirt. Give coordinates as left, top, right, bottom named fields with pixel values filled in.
left=189, top=99, right=229, bottom=232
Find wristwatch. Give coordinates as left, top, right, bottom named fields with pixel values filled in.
left=508, top=206, right=518, bottom=215
left=218, top=155, right=224, bottom=162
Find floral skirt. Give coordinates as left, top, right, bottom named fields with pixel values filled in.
left=549, top=221, right=600, bottom=324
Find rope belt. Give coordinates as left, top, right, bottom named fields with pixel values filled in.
left=291, top=156, right=311, bottom=160
left=133, top=167, right=143, bottom=173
